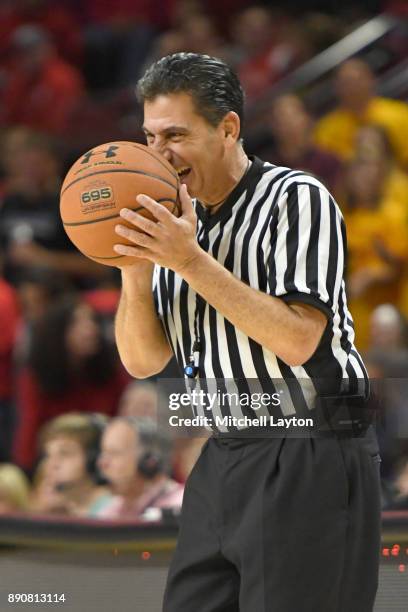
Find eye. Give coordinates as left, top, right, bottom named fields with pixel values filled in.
left=169, top=133, right=183, bottom=142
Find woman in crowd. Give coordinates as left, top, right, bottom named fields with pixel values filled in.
left=12, top=295, right=129, bottom=471
left=29, top=412, right=111, bottom=517
left=341, top=130, right=408, bottom=349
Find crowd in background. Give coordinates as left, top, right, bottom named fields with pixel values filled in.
left=0, top=0, right=408, bottom=519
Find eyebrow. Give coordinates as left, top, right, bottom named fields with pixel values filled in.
left=142, top=126, right=189, bottom=136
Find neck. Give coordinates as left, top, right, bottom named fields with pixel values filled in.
left=64, top=478, right=97, bottom=510
left=200, top=148, right=250, bottom=215
left=115, top=474, right=158, bottom=500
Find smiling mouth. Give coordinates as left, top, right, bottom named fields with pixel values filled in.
left=176, top=167, right=191, bottom=179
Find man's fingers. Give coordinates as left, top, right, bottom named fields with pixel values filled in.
left=119, top=208, right=159, bottom=236
left=114, top=224, right=155, bottom=248
left=113, top=243, right=153, bottom=260
left=135, top=194, right=173, bottom=223
left=179, top=183, right=195, bottom=218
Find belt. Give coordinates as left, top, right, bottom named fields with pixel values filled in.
left=212, top=394, right=377, bottom=439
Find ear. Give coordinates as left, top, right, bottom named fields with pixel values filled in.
left=222, top=111, right=241, bottom=147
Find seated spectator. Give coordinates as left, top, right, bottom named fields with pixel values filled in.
left=314, top=59, right=408, bottom=169
left=96, top=417, right=183, bottom=519
left=255, top=94, right=342, bottom=192
left=83, top=0, right=157, bottom=90
left=352, top=125, right=408, bottom=221
left=14, top=266, right=73, bottom=366
left=343, top=157, right=408, bottom=349
left=12, top=296, right=129, bottom=471
left=0, top=25, right=84, bottom=135
left=0, top=277, right=19, bottom=461
left=30, top=413, right=110, bottom=517
left=117, top=381, right=158, bottom=420
left=383, top=453, right=408, bottom=510
left=368, top=304, right=408, bottom=353
left=363, top=349, right=408, bottom=489
left=29, top=459, right=69, bottom=516
left=0, top=463, right=30, bottom=514
left=0, top=130, right=110, bottom=287
left=231, top=8, right=310, bottom=101
left=349, top=125, right=408, bottom=317
left=0, top=126, right=32, bottom=198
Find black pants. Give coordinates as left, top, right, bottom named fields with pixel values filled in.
left=163, top=428, right=381, bottom=612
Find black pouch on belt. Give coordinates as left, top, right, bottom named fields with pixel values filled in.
left=312, top=393, right=378, bottom=438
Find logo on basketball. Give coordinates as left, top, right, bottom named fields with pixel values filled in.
left=80, top=181, right=115, bottom=214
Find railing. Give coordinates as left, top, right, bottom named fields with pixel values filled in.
left=246, top=13, right=402, bottom=122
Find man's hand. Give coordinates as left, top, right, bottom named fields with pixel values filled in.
left=113, top=184, right=201, bottom=274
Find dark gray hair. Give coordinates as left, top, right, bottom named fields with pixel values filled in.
left=137, top=52, right=245, bottom=136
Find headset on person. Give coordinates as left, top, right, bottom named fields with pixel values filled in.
left=118, top=416, right=171, bottom=480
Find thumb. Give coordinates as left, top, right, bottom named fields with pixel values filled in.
left=179, top=183, right=195, bottom=219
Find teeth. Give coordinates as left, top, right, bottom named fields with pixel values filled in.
left=177, top=167, right=190, bottom=176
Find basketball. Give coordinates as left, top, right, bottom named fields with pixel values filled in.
left=60, top=141, right=180, bottom=266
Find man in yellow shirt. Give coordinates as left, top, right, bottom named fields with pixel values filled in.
left=314, top=59, right=408, bottom=169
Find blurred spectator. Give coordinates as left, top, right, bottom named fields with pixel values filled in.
left=14, top=267, right=73, bottom=367
left=364, top=349, right=408, bottom=488
left=0, top=130, right=109, bottom=287
left=0, top=463, right=30, bottom=514
left=16, top=267, right=71, bottom=328
left=0, top=278, right=19, bottom=461
left=117, top=381, right=158, bottom=420
left=83, top=0, right=158, bottom=90
left=352, top=125, right=408, bottom=221
left=343, top=156, right=408, bottom=349
left=12, top=296, right=129, bottom=471
left=29, top=458, right=69, bottom=515
left=351, top=126, right=408, bottom=319
left=254, top=94, right=342, bottom=192
left=0, top=0, right=83, bottom=69
left=0, top=126, right=32, bottom=197
left=383, top=452, right=408, bottom=510
left=96, top=417, right=183, bottom=519
left=180, top=13, right=224, bottom=57
left=0, top=25, right=84, bottom=135
left=30, top=413, right=110, bottom=516
left=368, top=304, right=408, bottom=352
left=314, top=59, right=408, bottom=168
left=230, top=8, right=310, bottom=101
left=142, top=10, right=225, bottom=75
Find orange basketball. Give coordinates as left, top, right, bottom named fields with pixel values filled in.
left=60, top=141, right=180, bottom=266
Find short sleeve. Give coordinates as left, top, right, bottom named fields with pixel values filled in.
left=152, top=264, right=162, bottom=318
left=267, top=180, right=345, bottom=318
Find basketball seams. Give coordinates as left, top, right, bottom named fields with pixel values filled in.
left=60, top=168, right=179, bottom=196
left=88, top=253, right=125, bottom=260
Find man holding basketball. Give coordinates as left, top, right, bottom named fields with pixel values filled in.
left=114, top=53, right=381, bottom=612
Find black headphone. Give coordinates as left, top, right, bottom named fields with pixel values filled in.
left=119, top=416, right=169, bottom=480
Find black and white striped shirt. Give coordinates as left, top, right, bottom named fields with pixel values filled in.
left=153, top=157, right=368, bottom=428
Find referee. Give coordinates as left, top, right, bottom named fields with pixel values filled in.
left=114, top=53, right=381, bottom=612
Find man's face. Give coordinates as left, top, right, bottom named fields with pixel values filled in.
left=143, top=92, right=229, bottom=202
left=335, top=61, right=374, bottom=110
left=43, top=436, right=88, bottom=487
left=98, top=421, right=140, bottom=490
